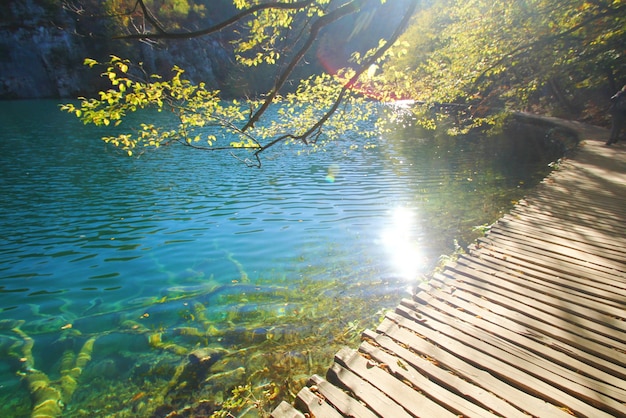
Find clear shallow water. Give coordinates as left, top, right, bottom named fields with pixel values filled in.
left=0, top=100, right=563, bottom=416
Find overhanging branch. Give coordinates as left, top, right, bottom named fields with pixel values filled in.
left=115, top=0, right=315, bottom=40
left=253, top=0, right=419, bottom=155
left=242, top=0, right=370, bottom=132
left=295, top=0, right=418, bottom=141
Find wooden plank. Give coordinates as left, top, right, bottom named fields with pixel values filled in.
left=334, top=347, right=458, bottom=418
left=375, top=318, right=573, bottom=418
left=394, top=304, right=626, bottom=415
left=526, top=178, right=626, bottom=207
left=523, top=194, right=618, bottom=220
left=453, top=256, right=626, bottom=328
left=511, top=212, right=624, bottom=240
left=308, top=374, right=379, bottom=418
left=458, top=252, right=626, bottom=310
left=276, top=125, right=626, bottom=418
left=295, top=387, right=343, bottom=418
left=436, top=267, right=626, bottom=353
left=412, top=284, right=626, bottom=381
left=499, top=209, right=615, bottom=239
left=511, top=201, right=626, bottom=231
left=480, top=230, right=626, bottom=276
left=271, top=401, right=305, bottom=418
left=478, top=234, right=626, bottom=277
left=426, top=274, right=626, bottom=368
left=386, top=310, right=620, bottom=417
left=489, top=223, right=626, bottom=263
left=446, top=262, right=626, bottom=341
left=401, top=295, right=626, bottom=400
left=467, top=246, right=626, bottom=306
left=499, top=213, right=626, bottom=248
left=360, top=331, right=530, bottom=418
left=460, top=250, right=619, bottom=303
left=527, top=192, right=626, bottom=217
left=327, top=361, right=413, bottom=418
left=511, top=205, right=626, bottom=238
left=469, top=246, right=626, bottom=302
left=524, top=192, right=626, bottom=220
left=358, top=340, right=503, bottom=418
left=474, top=239, right=626, bottom=289
left=497, top=213, right=626, bottom=250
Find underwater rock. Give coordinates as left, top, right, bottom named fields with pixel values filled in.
left=203, top=366, right=246, bottom=393
left=208, top=355, right=245, bottom=375
left=188, top=347, right=223, bottom=367
left=169, top=347, right=225, bottom=391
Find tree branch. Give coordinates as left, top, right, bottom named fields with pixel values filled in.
left=132, top=0, right=167, bottom=34
left=297, top=0, right=418, bottom=140
left=253, top=0, right=419, bottom=155
left=115, top=0, right=315, bottom=40
left=242, top=0, right=370, bottom=132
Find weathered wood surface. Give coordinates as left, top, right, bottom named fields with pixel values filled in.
left=273, top=118, right=626, bottom=417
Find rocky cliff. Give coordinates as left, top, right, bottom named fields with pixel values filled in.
left=0, top=0, right=231, bottom=99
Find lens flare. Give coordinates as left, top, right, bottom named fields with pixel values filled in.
left=325, top=164, right=340, bottom=183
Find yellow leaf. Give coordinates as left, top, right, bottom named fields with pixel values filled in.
left=83, top=58, right=98, bottom=67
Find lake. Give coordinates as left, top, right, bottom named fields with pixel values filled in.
left=0, top=100, right=565, bottom=416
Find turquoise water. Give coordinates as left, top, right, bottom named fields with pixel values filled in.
left=0, top=101, right=563, bottom=416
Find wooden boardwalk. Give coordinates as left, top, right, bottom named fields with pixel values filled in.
left=272, top=118, right=626, bottom=418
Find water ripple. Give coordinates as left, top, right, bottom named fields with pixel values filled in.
left=0, top=102, right=561, bottom=401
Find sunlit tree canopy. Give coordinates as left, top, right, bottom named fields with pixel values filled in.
left=62, top=0, right=626, bottom=162
left=382, top=0, right=626, bottom=133
left=63, top=0, right=418, bottom=165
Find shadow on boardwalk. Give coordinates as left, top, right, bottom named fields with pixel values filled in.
left=272, top=116, right=626, bottom=418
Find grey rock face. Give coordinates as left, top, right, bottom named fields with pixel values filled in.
left=0, top=0, right=230, bottom=99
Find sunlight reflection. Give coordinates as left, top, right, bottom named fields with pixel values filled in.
left=381, top=206, right=427, bottom=281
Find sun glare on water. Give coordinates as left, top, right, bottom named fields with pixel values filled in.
left=381, top=206, right=427, bottom=281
